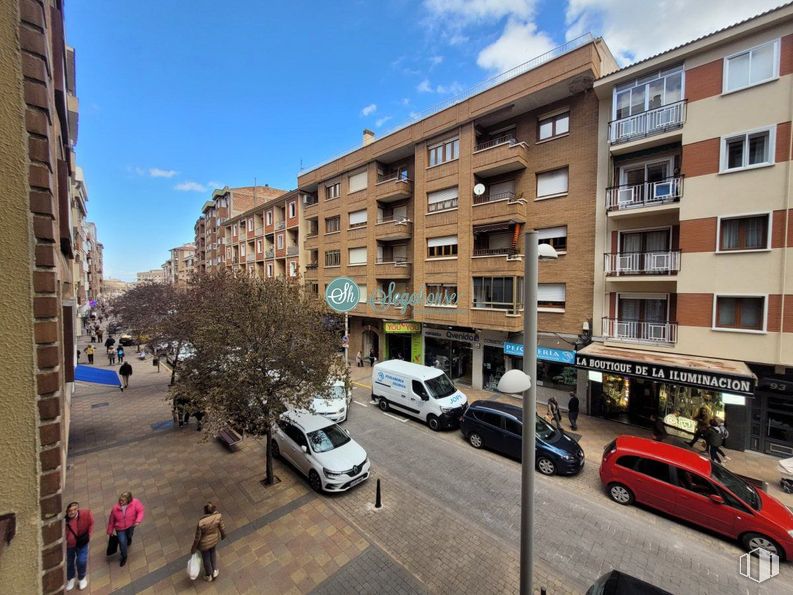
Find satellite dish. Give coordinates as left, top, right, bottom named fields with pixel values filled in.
left=473, top=183, right=486, bottom=196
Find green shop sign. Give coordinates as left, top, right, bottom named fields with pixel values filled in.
left=325, top=277, right=360, bottom=313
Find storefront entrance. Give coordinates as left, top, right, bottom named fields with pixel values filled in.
left=750, top=370, right=793, bottom=457
left=482, top=345, right=505, bottom=391
left=387, top=334, right=411, bottom=361
left=424, top=326, right=475, bottom=385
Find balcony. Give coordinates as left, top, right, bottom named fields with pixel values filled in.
left=375, top=175, right=413, bottom=202
left=470, top=307, right=523, bottom=332
left=305, top=262, right=318, bottom=270
left=303, top=193, right=319, bottom=209
left=246, top=253, right=255, bottom=263
left=608, top=100, right=686, bottom=145
left=305, top=263, right=318, bottom=278
left=604, top=251, right=681, bottom=276
left=275, top=221, right=286, bottom=231
left=602, top=318, right=678, bottom=344
left=375, top=257, right=412, bottom=279
left=472, top=192, right=527, bottom=225
left=265, top=249, right=274, bottom=259
left=606, top=177, right=683, bottom=213
left=376, top=217, right=412, bottom=241
left=287, top=245, right=299, bottom=257
left=472, top=135, right=529, bottom=176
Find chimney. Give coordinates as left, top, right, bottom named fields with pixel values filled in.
left=363, top=129, right=375, bottom=146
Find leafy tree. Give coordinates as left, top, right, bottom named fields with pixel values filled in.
left=170, top=271, right=347, bottom=485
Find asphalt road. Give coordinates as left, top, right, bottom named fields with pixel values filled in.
left=340, top=385, right=793, bottom=594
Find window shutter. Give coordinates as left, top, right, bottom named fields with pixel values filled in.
left=538, top=284, right=566, bottom=302
left=428, top=187, right=458, bottom=204
left=538, top=226, right=566, bottom=240
left=427, top=236, right=458, bottom=248
left=349, top=247, right=367, bottom=264
left=349, top=209, right=368, bottom=225
left=348, top=170, right=368, bottom=193
left=537, top=169, right=569, bottom=197
left=489, top=180, right=515, bottom=196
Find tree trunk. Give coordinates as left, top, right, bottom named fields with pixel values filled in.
left=265, top=426, right=274, bottom=485
left=170, top=340, right=182, bottom=386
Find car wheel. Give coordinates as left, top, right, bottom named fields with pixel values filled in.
left=742, top=533, right=785, bottom=559
left=607, top=482, right=634, bottom=505
left=427, top=414, right=440, bottom=431
left=378, top=398, right=389, bottom=412
left=469, top=432, right=484, bottom=449
left=537, top=456, right=556, bottom=476
left=308, top=470, right=323, bottom=493
left=270, top=439, right=281, bottom=460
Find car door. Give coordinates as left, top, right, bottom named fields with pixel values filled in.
left=503, top=417, right=522, bottom=459
left=670, top=467, right=736, bottom=537
left=290, top=427, right=314, bottom=476
left=278, top=422, right=300, bottom=466
left=410, top=380, right=429, bottom=418
left=621, top=456, right=677, bottom=514
left=472, top=409, right=504, bottom=452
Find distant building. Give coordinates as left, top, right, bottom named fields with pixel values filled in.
left=136, top=269, right=165, bottom=283
left=103, top=278, right=131, bottom=298
left=169, top=243, right=196, bottom=287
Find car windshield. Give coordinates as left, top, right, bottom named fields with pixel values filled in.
left=535, top=415, right=556, bottom=440
left=320, top=385, right=346, bottom=400
left=425, top=373, right=456, bottom=399
left=307, top=424, right=351, bottom=453
left=711, top=463, right=760, bottom=511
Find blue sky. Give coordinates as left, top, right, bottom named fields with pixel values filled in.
left=67, top=0, right=783, bottom=281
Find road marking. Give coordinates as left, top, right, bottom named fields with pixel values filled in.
left=353, top=400, right=368, bottom=408
left=352, top=381, right=372, bottom=389
left=382, top=412, right=408, bottom=423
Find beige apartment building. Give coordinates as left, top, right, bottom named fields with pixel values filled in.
left=194, top=185, right=286, bottom=273
left=168, top=242, right=196, bottom=286
left=298, top=36, right=616, bottom=392
left=137, top=268, right=165, bottom=283
left=223, top=189, right=303, bottom=279
left=582, top=4, right=793, bottom=455
left=85, top=222, right=103, bottom=301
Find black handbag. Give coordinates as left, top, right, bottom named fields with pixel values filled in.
left=66, top=522, right=90, bottom=548
left=106, top=534, right=118, bottom=555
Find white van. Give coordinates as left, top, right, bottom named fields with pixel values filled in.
left=372, top=360, right=468, bottom=430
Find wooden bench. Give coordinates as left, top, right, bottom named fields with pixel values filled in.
left=216, top=427, right=243, bottom=451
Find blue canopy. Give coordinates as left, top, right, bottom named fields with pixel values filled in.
left=75, top=365, right=122, bottom=388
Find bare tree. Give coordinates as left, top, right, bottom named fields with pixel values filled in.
left=170, top=271, right=347, bottom=485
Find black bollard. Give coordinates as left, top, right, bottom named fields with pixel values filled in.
left=375, top=478, right=382, bottom=508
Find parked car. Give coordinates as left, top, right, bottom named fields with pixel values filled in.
left=460, top=400, right=584, bottom=475
left=600, top=436, right=793, bottom=559
left=586, top=570, right=671, bottom=595
left=271, top=410, right=370, bottom=493
left=166, top=343, right=195, bottom=366
left=372, top=360, right=467, bottom=430
left=310, top=379, right=352, bottom=423
left=118, top=334, right=135, bottom=346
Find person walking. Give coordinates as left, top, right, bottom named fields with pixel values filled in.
left=107, top=348, right=116, bottom=366
left=65, top=501, right=94, bottom=591
left=650, top=414, right=668, bottom=441
left=85, top=345, right=95, bottom=365
left=704, top=419, right=724, bottom=463
left=97, top=328, right=104, bottom=343
left=153, top=353, right=161, bottom=372
left=687, top=406, right=711, bottom=448
left=106, top=491, right=144, bottom=567
left=119, top=361, right=132, bottom=389
left=190, top=502, right=227, bottom=582
left=104, top=335, right=115, bottom=351
left=547, top=395, right=562, bottom=430
left=567, top=391, right=579, bottom=431
left=715, top=418, right=731, bottom=462
left=355, top=351, right=363, bottom=367
left=116, top=345, right=125, bottom=363
left=76, top=349, right=81, bottom=364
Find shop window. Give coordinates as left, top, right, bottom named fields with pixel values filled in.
left=718, top=214, right=769, bottom=251
left=537, top=362, right=576, bottom=389
left=714, top=296, right=765, bottom=331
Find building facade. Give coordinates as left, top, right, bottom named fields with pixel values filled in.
left=85, top=222, right=103, bottom=301
left=168, top=243, right=195, bottom=287
left=585, top=5, right=793, bottom=455
left=136, top=268, right=165, bottom=283
left=298, top=36, right=616, bottom=392
left=0, top=1, right=81, bottom=592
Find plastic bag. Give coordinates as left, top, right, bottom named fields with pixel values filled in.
left=187, top=552, right=201, bottom=580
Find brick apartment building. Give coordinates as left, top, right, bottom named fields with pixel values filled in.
left=194, top=185, right=286, bottom=273
left=168, top=242, right=196, bottom=287
left=223, top=189, right=304, bottom=279
left=85, top=221, right=103, bottom=301
left=581, top=4, right=793, bottom=455
left=0, top=1, right=84, bottom=592
left=298, top=36, right=616, bottom=392
left=137, top=268, right=165, bottom=283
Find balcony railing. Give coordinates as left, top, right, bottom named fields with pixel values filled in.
left=265, top=249, right=274, bottom=258
left=606, top=176, right=683, bottom=212
left=246, top=253, right=255, bottom=262
left=305, top=262, right=318, bottom=270
left=303, top=194, right=319, bottom=207
left=255, top=226, right=263, bottom=235
left=377, top=169, right=409, bottom=183
left=474, top=134, right=517, bottom=152
left=376, top=256, right=409, bottom=265
left=473, top=190, right=516, bottom=205
left=602, top=318, right=678, bottom=344
left=604, top=251, right=681, bottom=275
left=287, top=245, right=299, bottom=256
left=608, top=100, right=686, bottom=144
left=275, top=221, right=286, bottom=230
left=428, top=197, right=459, bottom=213
left=349, top=222, right=367, bottom=230
left=377, top=216, right=411, bottom=224
left=472, top=248, right=520, bottom=258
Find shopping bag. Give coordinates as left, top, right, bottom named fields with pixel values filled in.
left=106, top=534, right=118, bottom=556
left=187, top=552, right=201, bottom=581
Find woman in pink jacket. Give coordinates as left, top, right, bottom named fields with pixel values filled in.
left=106, top=491, right=144, bottom=567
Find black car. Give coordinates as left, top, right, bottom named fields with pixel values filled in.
left=586, top=570, right=671, bottom=595
left=460, top=400, right=584, bottom=475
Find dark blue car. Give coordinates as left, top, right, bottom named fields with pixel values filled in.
left=460, top=400, right=585, bottom=475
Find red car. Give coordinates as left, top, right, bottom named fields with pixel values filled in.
left=600, top=436, right=793, bottom=560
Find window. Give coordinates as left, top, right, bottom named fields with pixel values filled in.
left=724, top=40, right=779, bottom=93
left=325, top=216, right=341, bottom=234
left=427, top=236, right=458, bottom=258
left=616, top=455, right=639, bottom=469
left=537, top=284, right=565, bottom=310
left=718, top=215, right=769, bottom=251
left=613, top=66, right=683, bottom=119
left=288, top=201, right=296, bottom=218
left=276, top=234, right=284, bottom=249
left=715, top=296, right=765, bottom=331
left=348, top=247, right=367, bottom=266
left=266, top=263, right=273, bottom=277
left=676, top=469, right=717, bottom=496
left=231, top=224, right=237, bottom=235
left=427, top=187, right=459, bottom=213
left=412, top=380, right=429, bottom=399
left=358, top=284, right=367, bottom=303
left=473, top=277, right=522, bottom=312
left=349, top=209, right=368, bottom=229
left=721, top=127, right=775, bottom=172
left=289, top=261, right=297, bottom=277
left=240, top=244, right=246, bottom=257
left=348, top=170, right=368, bottom=193
left=536, top=168, right=569, bottom=199
left=266, top=211, right=272, bottom=225
left=473, top=409, right=501, bottom=427
left=504, top=418, right=522, bottom=436
left=247, top=218, right=253, bottom=231
left=537, top=226, right=567, bottom=253
left=428, top=137, right=459, bottom=166
left=256, top=239, right=262, bottom=253
left=326, top=181, right=340, bottom=200
left=325, top=250, right=341, bottom=267
left=426, top=284, right=457, bottom=306
left=538, top=111, right=570, bottom=141
left=635, top=458, right=672, bottom=483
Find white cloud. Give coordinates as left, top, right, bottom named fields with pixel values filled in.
left=207, top=180, right=223, bottom=189
left=400, top=97, right=410, bottom=106
left=430, top=55, right=444, bottom=67
left=417, top=78, right=464, bottom=94
left=417, top=79, right=433, bottom=93
left=409, top=111, right=422, bottom=120
left=175, top=181, right=207, bottom=192
left=566, top=0, right=783, bottom=65
left=148, top=167, right=178, bottom=178
left=477, top=18, right=557, bottom=72
left=375, top=116, right=393, bottom=128
left=361, top=103, right=377, bottom=117
left=424, top=0, right=534, bottom=23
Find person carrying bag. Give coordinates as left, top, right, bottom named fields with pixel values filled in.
left=190, top=502, right=227, bottom=582
left=65, top=502, right=94, bottom=591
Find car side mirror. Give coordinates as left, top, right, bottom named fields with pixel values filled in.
left=421, top=394, right=429, bottom=401
left=344, top=429, right=350, bottom=436
left=708, top=494, right=724, bottom=505
left=300, top=445, right=308, bottom=453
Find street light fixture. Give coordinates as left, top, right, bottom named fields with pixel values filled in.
left=497, top=230, right=557, bottom=595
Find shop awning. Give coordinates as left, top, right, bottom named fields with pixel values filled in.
left=74, top=365, right=122, bottom=389
left=575, top=343, right=756, bottom=396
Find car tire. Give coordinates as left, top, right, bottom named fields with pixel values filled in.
left=270, top=439, right=280, bottom=460
left=537, top=456, right=556, bottom=476
left=378, top=398, right=389, bottom=412
left=427, top=414, right=440, bottom=431
left=741, top=532, right=785, bottom=559
left=468, top=432, right=484, bottom=449
left=308, top=470, right=323, bottom=493
left=607, top=482, right=634, bottom=505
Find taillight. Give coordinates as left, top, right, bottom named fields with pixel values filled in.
left=602, top=439, right=617, bottom=463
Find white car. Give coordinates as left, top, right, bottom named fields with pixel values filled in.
left=271, top=410, right=370, bottom=493
left=310, top=380, right=352, bottom=422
